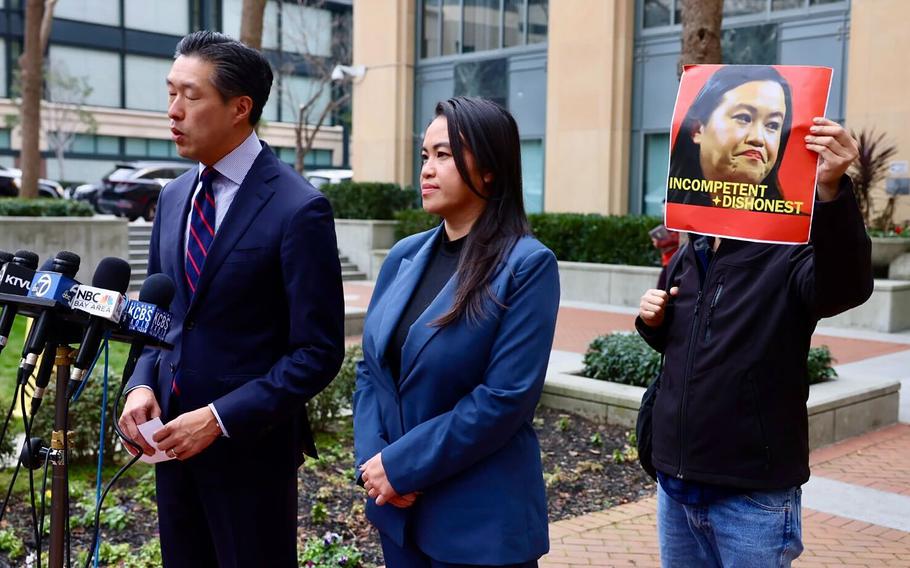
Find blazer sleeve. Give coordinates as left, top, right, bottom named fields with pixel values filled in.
left=380, top=247, right=560, bottom=495
left=212, top=194, right=346, bottom=437
left=125, top=187, right=165, bottom=392
left=353, top=359, right=387, bottom=482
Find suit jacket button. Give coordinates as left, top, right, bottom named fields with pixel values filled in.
left=185, top=320, right=195, bottom=330
left=169, top=363, right=176, bottom=373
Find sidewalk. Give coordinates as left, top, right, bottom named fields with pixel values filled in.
left=343, top=281, right=910, bottom=566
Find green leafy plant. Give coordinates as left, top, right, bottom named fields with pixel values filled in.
left=583, top=332, right=838, bottom=387
left=0, top=528, right=24, bottom=560
left=0, top=198, right=94, bottom=216
left=322, top=182, right=416, bottom=220
left=123, top=540, right=163, bottom=568
left=298, top=532, right=362, bottom=568
left=393, top=208, right=441, bottom=240
left=307, top=344, right=361, bottom=433
left=310, top=501, right=328, bottom=525
left=528, top=213, right=663, bottom=266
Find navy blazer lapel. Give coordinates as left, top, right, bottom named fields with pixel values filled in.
left=171, top=171, right=198, bottom=307
left=373, top=225, right=444, bottom=364
left=187, top=146, right=278, bottom=314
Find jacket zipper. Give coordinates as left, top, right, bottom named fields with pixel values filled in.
left=677, top=242, right=721, bottom=479
left=703, top=279, right=725, bottom=343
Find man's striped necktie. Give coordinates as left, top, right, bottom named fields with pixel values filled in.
left=185, top=166, right=217, bottom=296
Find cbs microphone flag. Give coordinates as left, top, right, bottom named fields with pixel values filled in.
left=71, top=285, right=126, bottom=322
left=664, top=64, right=833, bottom=244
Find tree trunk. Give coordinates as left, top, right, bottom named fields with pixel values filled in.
left=295, top=106, right=305, bottom=175
left=240, top=0, right=268, bottom=50
left=679, top=0, right=723, bottom=76
left=18, top=0, right=46, bottom=200
left=39, top=0, right=58, bottom=53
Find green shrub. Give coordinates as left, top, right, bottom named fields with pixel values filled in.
left=307, top=344, right=361, bottom=433
left=393, top=208, right=441, bottom=240
left=0, top=198, right=93, bottom=217
left=582, top=332, right=838, bottom=387
left=528, top=213, right=662, bottom=266
left=322, top=182, right=416, bottom=220
left=298, top=532, right=363, bottom=568
left=0, top=528, right=24, bottom=560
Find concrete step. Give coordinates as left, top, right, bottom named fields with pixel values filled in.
left=340, top=262, right=358, bottom=271
left=341, top=270, right=367, bottom=281
left=339, top=256, right=350, bottom=264
left=129, top=239, right=151, bottom=249
left=129, top=249, right=149, bottom=258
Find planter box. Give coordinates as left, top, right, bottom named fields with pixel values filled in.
left=821, top=279, right=910, bottom=333
left=871, top=237, right=910, bottom=272
left=541, top=367, right=900, bottom=451
left=334, top=219, right=397, bottom=280
left=0, top=216, right=128, bottom=283
left=558, top=261, right=661, bottom=307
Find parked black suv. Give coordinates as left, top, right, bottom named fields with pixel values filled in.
left=96, top=161, right=193, bottom=221
left=0, top=165, right=65, bottom=199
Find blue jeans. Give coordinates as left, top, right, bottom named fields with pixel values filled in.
left=657, top=482, right=803, bottom=567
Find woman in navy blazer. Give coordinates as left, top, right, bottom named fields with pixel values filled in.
left=354, top=97, right=560, bottom=567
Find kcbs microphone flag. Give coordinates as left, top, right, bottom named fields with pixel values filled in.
left=664, top=64, right=833, bottom=244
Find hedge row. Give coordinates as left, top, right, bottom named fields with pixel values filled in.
left=322, top=182, right=416, bottom=221
left=0, top=198, right=93, bottom=217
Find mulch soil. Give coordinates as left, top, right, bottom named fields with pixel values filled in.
left=0, top=406, right=655, bottom=567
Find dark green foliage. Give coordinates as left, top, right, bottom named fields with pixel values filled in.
left=582, top=333, right=838, bottom=387
left=307, top=344, right=362, bottom=433
left=393, top=208, right=441, bottom=240
left=322, top=182, right=417, bottom=220
left=0, top=198, right=93, bottom=217
left=528, top=213, right=663, bottom=266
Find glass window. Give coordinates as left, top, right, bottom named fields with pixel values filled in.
left=281, top=76, right=331, bottom=126
left=305, top=149, right=333, bottom=167
left=71, top=134, right=95, bottom=153
left=724, top=0, right=766, bottom=16
left=521, top=139, right=544, bottom=214
left=527, top=0, right=548, bottom=44
left=125, top=55, right=172, bottom=112
left=54, top=0, right=120, bottom=26
left=722, top=24, right=777, bottom=65
left=643, top=0, right=672, bottom=28
left=261, top=80, right=279, bottom=122
left=0, top=129, right=10, bottom=150
left=463, top=0, right=500, bottom=53
left=222, top=0, right=279, bottom=49
left=282, top=3, right=332, bottom=56
left=124, top=0, right=189, bottom=35
left=0, top=40, right=6, bottom=98
left=643, top=133, right=670, bottom=217
left=97, top=136, right=120, bottom=155
left=772, top=0, right=804, bottom=10
left=422, top=0, right=442, bottom=58
left=810, top=0, right=842, bottom=4
left=503, top=0, right=524, bottom=48
left=125, top=138, right=146, bottom=156
left=442, top=0, right=461, bottom=55
left=454, top=58, right=508, bottom=107
left=148, top=139, right=171, bottom=158
left=48, top=46, right=121, bottom=108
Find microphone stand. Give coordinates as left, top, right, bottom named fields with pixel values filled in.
left=48, top=344, right=74, bottom=568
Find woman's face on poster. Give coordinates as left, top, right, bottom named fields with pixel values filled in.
left=692, top=80, right=787, bottom=185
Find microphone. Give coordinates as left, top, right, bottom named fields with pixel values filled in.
left=16, top=252, right=81, bottom=383
left=119, top=274, right=175, bottom=385
left=0, top=250, right=40, bottom=354
left=68, top=258, right=131, bottom=395
left=0, top=251, right=13, bottom=270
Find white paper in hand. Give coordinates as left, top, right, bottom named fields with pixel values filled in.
left=136, top=417, right=175, bottom=464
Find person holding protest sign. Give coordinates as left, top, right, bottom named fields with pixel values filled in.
left=636, top=115, right=872, bottom=567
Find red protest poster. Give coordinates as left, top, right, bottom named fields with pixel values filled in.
left=664, top=64, right=833, bottom=244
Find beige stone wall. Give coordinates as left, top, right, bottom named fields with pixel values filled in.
left=544, top=1, right=634, bottom=215
left=846, top=0, right=910, bottom=226
left=350, top=0, right=415, bottom=186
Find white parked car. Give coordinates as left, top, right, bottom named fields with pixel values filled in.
left=306, top=169, right=352, bottom=189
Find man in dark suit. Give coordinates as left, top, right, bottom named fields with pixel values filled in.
left=118, top=31, right=345, bottom=567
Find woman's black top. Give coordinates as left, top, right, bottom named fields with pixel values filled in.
left=385, top=231, right=466, bottom=384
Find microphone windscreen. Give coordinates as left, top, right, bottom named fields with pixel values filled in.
left=14, top=250, right=39, bottom=270
left=91, top=257, right=131, bottom=293
left=52, top=251, right=81, bottom=278
left=39, top=258, right=55, bottom=271
left=0, top=251, right=13, bottom=265
left=138, top=274, right=176, bottom=309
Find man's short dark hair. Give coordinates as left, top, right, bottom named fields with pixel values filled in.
left=175, top=30, right=273, bottom=126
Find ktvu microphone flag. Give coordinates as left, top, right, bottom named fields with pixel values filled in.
left=664, top=64, right=833, bottom=244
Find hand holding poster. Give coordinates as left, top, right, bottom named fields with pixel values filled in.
left=664, top=64, right=833, bottom=244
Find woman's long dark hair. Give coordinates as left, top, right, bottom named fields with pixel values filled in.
left=432, top=96, right=530, bottom=327
left=668, top=65, right=793, bottom=204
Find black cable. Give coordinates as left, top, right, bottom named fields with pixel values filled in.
left=0, top=380, right=22, bottom=524
left=36, top=447, right=52, bottom=564
left=0, top=380, right=22, bottom=462
left=82, top=380, right=144, bottom=568
left=21, top=380, right=41, bottom=568
left=64, top=398, right=71, bottom=568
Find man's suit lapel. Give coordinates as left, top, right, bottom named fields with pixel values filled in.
left=186, top=146, right=279, bottom=315
left=373, top=225, right=444, bottom=370
left=171, top=171, right=198, bottom=308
